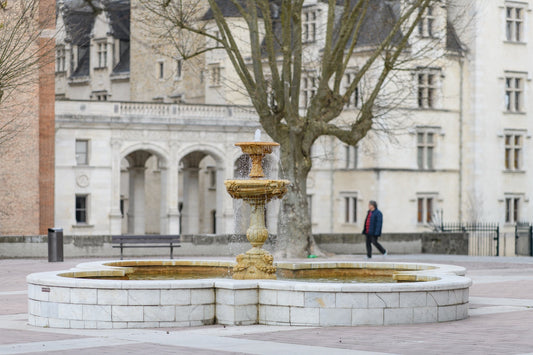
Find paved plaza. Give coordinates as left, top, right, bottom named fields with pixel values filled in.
left=1, top=254, right=533, bottom=354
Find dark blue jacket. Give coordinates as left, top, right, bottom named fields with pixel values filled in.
left=362, top=209, right=383, bottom=236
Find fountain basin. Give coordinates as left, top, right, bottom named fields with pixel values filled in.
left=224, top=179, right=290, bottom=202
left=27, top=260, right=471, bottom=328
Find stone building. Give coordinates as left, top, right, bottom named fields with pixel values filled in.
left=0, top=0, right=55, bottom=235
left=53, top=0, right=533, bottom=239
left=55, top=0, right=130, bottom=101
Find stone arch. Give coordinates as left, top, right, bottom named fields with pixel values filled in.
left=121, top=143, right=170, bottom=167
left=175, top=143, right=225, bottom=168
left=119, top=143, right=171, bottom=235
left=176, top=144, right=227, bottom=235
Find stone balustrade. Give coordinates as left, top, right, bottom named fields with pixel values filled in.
left=56, top=100, right=259, bottom=123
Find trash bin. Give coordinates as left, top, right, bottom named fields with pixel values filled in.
left=48, top=228, right=64, bottom=262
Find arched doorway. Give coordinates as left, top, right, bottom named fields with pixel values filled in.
left=179, top=150, right=222, bottom=234
left=120, top=149, right=167, bottom=234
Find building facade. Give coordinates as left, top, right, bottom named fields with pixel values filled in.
left=53, top=0, right=533, bottom=239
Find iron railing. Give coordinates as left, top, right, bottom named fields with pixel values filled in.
left=515, top=221, right=533, bottom=257
left=438, top=222, right=500, bottom=256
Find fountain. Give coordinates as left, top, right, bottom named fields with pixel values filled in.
left=224, top=132, right=290, bottom=279
left=26, top=133, right=472, bottom=329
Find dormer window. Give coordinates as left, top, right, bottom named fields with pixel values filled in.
left=303, top=9, right=317, bottom=43
left=97, top=42, right=107, bottom=68
left=56, top=45, right=66, bottom=73
left=418, top=5, right=435, bottom=38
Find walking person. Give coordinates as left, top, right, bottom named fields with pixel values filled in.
left=362, top=200, right=387, bottom=259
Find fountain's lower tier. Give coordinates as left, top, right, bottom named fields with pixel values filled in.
left=27, top=260, right=471, bottom=328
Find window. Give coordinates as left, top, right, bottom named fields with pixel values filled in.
left=158, top=61, right=164, bottom=79
left=343, top=194, right=358, bottom=224
left=75, top=195, right=88, bottom=224
left=211, top=210, right=217, bottom=234
left=303, top=9, right=317, bottom=42
left=417, top=196, right=435, bottom=224
left=302, top=75, right=317, bottom=107
left=97, top=42, right=107, bottom=68
left=210, top=65, right=221, bottom=86
left=120, top=197, right=125, bottom=218
left=70, top=47, right=76, bottom=73
left=207, top=167, right=216, bottom=189
left=344, top=73, right=360, bottom=108
left=95, top=94, right=107, bottom=101
left=506, top=6, right=524, bottom=42
left=417, top=130, right=435, bottom=170
left=504, top=133, right=523, bottom=170
left=417, top=70, right=438, bottom=108
left=505, top=196, right=521, bottom=223
left=344, top=145, right=358, bottom=169
left=418, top=6, right=435, bottom=38
left=176, top=59, right=183, bottom=80
left=56, top=46, right=66, bottom=72
left=307, top=194, right=313, bottom=219
left=75, top=139, right=88, bottom=165
left=505, top=76, right=524, bottom=112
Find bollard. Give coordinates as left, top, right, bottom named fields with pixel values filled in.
left=47, top=228, right=64, bottom=262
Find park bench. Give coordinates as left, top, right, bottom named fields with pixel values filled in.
left=111, top=235, right=181, bottom=260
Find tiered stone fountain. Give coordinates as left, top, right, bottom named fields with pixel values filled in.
left=26, top=134, right=472, bottom=329
left=224, top=139, right=290, bottom=280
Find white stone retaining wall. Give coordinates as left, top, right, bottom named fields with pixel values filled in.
left=27, top=261, right=471, bottom=328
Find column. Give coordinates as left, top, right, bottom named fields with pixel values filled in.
left=128, top=166, right=146, bottom=234
left=109, top=139, right=122, bottom=235
left=182, top=167, right=200, bottom=234
left=166, top=144, right=180, bottom=235
left=222, top=157, right=236, bottom=234
left=159, top=165, right=168, bottom=234
left=215, top=166, right=226, bottom=234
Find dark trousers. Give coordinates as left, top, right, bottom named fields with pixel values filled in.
left=365, top=234, right=386, bottom=257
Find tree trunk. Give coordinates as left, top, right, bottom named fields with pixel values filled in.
left=275, top=132, right=318, bottom=258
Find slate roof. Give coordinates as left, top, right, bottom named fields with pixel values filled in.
left=202, top=0, right=248, bottom=20
left=61, top=0, right=131, bottom=76
left=204, top=0, right=463, bottom=57
left=71, top=46, right=90, bottom=77
left=112, top=41, right=130, bottom=74
left=106, top=0, right=130, bottom=40
left=446, top=21, right=464, bottom=53
left=349, top=0, right=403, bottom=48
left=63, top=7, right=95, bottom=46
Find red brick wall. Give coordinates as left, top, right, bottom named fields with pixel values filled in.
left=0, top=0, right=55, bottom=235
left=38, top=0, right=56, bottom=234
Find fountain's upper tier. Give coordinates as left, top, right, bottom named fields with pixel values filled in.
left=235, top=142, right=279, bottom=156
left=224, top=179, right=290, bottom=203
left=235, top=141, right=279, bottom=179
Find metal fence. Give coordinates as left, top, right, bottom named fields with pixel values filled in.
left=515, top=222, right=533, bottom=257
left=438, top=222, right=500, bottom=256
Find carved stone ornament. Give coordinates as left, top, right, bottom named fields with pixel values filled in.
left=76, top=174, right=90, bottom=188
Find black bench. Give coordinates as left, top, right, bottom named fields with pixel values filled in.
left=111, top=235, right=181, bottom=260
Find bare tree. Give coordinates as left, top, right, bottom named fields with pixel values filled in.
left=140, top=0, right=461, bottom=257
left=0, top=0, right=54, bottom=147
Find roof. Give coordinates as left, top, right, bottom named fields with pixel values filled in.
left=63, top=8, right=95, bottom=46
left=350, top=0, right=403, bottom=48
left=112, top=41, right=130, bottom=74
left=446, top=21, right=464, bottom=53
left=202, top=0, right=248, bottom=20
left=62, top=0, right=130, bottom=44
left=71, top=46, right=90, bottom=77
left=259, top=0, right=403, bottom=56
left=106, top=0, right=130, bottom=40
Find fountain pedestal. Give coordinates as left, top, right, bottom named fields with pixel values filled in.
left=224, top=142, right=290, bottom=280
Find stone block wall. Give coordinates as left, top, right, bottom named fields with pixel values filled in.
left=0, top=232, right=468, bottom=258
